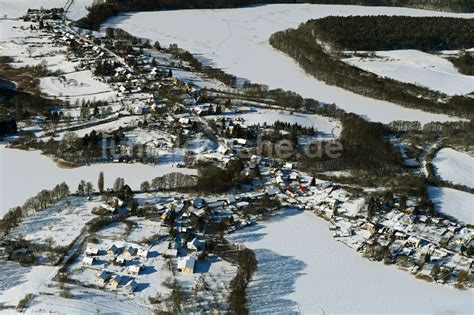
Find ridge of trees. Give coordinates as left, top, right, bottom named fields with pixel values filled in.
left=269, top=17, right=474, bottom=118
left=77, top=0, right=474, bottom=31
left=305, top=16, right=474, bottom=52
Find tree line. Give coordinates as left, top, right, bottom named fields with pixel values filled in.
left=0, top=183, right=70, bottom=235
left=306, top=16, right=474, bottom=51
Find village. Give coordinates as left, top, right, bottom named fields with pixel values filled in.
left=0, top=6, right=472, bottom=313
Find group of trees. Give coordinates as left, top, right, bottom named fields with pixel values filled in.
left=196, top=158, right=248, bottom=193
left=174, top=50, right=237, bottom=87
left=308, top=16, right=474, bottom=51
left=450, top=52, right=474, bottom=75
left=269, top=18, right=474, bottom=118
left=0, top=183, right=70, bottom=235
left=301, top=113, right=403, bottom=176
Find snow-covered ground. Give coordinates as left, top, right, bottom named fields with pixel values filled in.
left=228, top=208, right=473, bottom=314
left=8, top=197, right=99, bottom=247
left=0, top=145, right=197, bottom=218
left=210, top=107, right=341, bottom=139
left=103, top=4, right=474, bottom=124
left=0, top=0, right=93, bottom=20
left=0, top=262, right=58, bottom=306
left=40, top=70, right=117, bottom=103
left=432, top=148, right=474, bottom=188
left=344, top=50, right=474, bottom=96
left=428, top=186, right=474, bottom=225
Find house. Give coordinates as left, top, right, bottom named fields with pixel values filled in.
left=125, top=279, right=138, bottom=293
left=161, top=208, right=172, bottom=221
left=96, top=271, right=111, bottom=284
left=187, top=238, right=205, bottom=252
left=236, top=201, right=249, bottom=209
left=266, top=187, right=280, bottom=197
left=101, top=203, right=116, bottom=213
left=82, top=256, right=95, bottom=266
left=109, top=275, right=122, bottom=289
left=137, top=248, right=149, bottom=259
left=124, top=247, right=138, bottom=258
left=193, top=198, right=207, bottom=209
left=107, top=244, right=121, bottom=256
left=85, top=247, right=99, bottom=256
left=113, top=256, right=126, bottom=266
left=128, top=264, right=144, bottom=275
left=177, top=256, right=196, bottom=273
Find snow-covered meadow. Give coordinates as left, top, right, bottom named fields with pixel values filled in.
left=344, top=50, right=474, bottom=96
left=40, top=70, right=117, bottom=103
left=428, top=186, right=474, bottom=225
left=103, top=4, right=474, bottom=124
left=0, top=0, right=93, bottom=20
left=228, top=208, right=473, bottom=314
left=0, top=145, right=196, bottom=218
left=432, top=148, right=474, bottom=188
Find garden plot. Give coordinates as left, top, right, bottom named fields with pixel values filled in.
left=172, top=68, right=228, bottom=90
left=8, top=196, right=99, bottom=248
left=432, top=148, right=474, bottom=188
left=0, top=20, right=79, bottom=73
left=343, top=50, right=474, bottom=96
left=127, top=217, right=165, bottom=244
left=40, top=70, right=117, bottom=103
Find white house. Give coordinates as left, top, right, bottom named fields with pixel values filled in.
left=128, top=264, right=144, bottom=275
left=187, top=238, right=205, bottom=252
left=82, top=256, right=95, bottom=266
left=85, top=247, right=99, bottom=256
left=177, top=256, right=196, bottom=274
left=125, top=279, right=138, bottom=293
left=137, top=248, right=149, bottom=259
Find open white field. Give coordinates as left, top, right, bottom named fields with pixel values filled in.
left=228, top=208, right=473, bottom=314
left=40, top=70, right=117, bottom=103
left=0, top=262, right=58, bottom=306
left=209, top=107, right=341, bottom=139
left=103, top=4, right=474, bottom=124
left=0, top=145, right=197, bottom=217
left=8, top=197, right=99, bottom=247
left=428, top=186, right=474, bottom=225
left=0, top=0, right=93, bottom=20
left=344, top=50, right=474, bottom=96
left=433, top=148, right=474, bottom=188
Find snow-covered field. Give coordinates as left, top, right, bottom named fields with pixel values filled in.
left=0, top=145, right=197, bottom=217
left=40, top=70, right=117, bottom=103
left=229, top=208, right=473, bottom=314
left=0, top=0, right=93, bottom=20
left=344, top=50, right=474, bottom=96
left=210, top=107, right=341, bottom=139
left=0, top=262, right=58, bottom=306
left=428, top=186, right=474, bottom=225
left=103, top=4, right=474, bottom=124
left=432, top=148, right=474, bottom=188
left=8, top=197, right=99, bottom=247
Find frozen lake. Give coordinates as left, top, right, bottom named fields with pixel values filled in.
left=0, top=145, right=196, bottom=217
left=103, top=4, right=474, bottom=124
left=229, top=208, right=473, bottom=314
